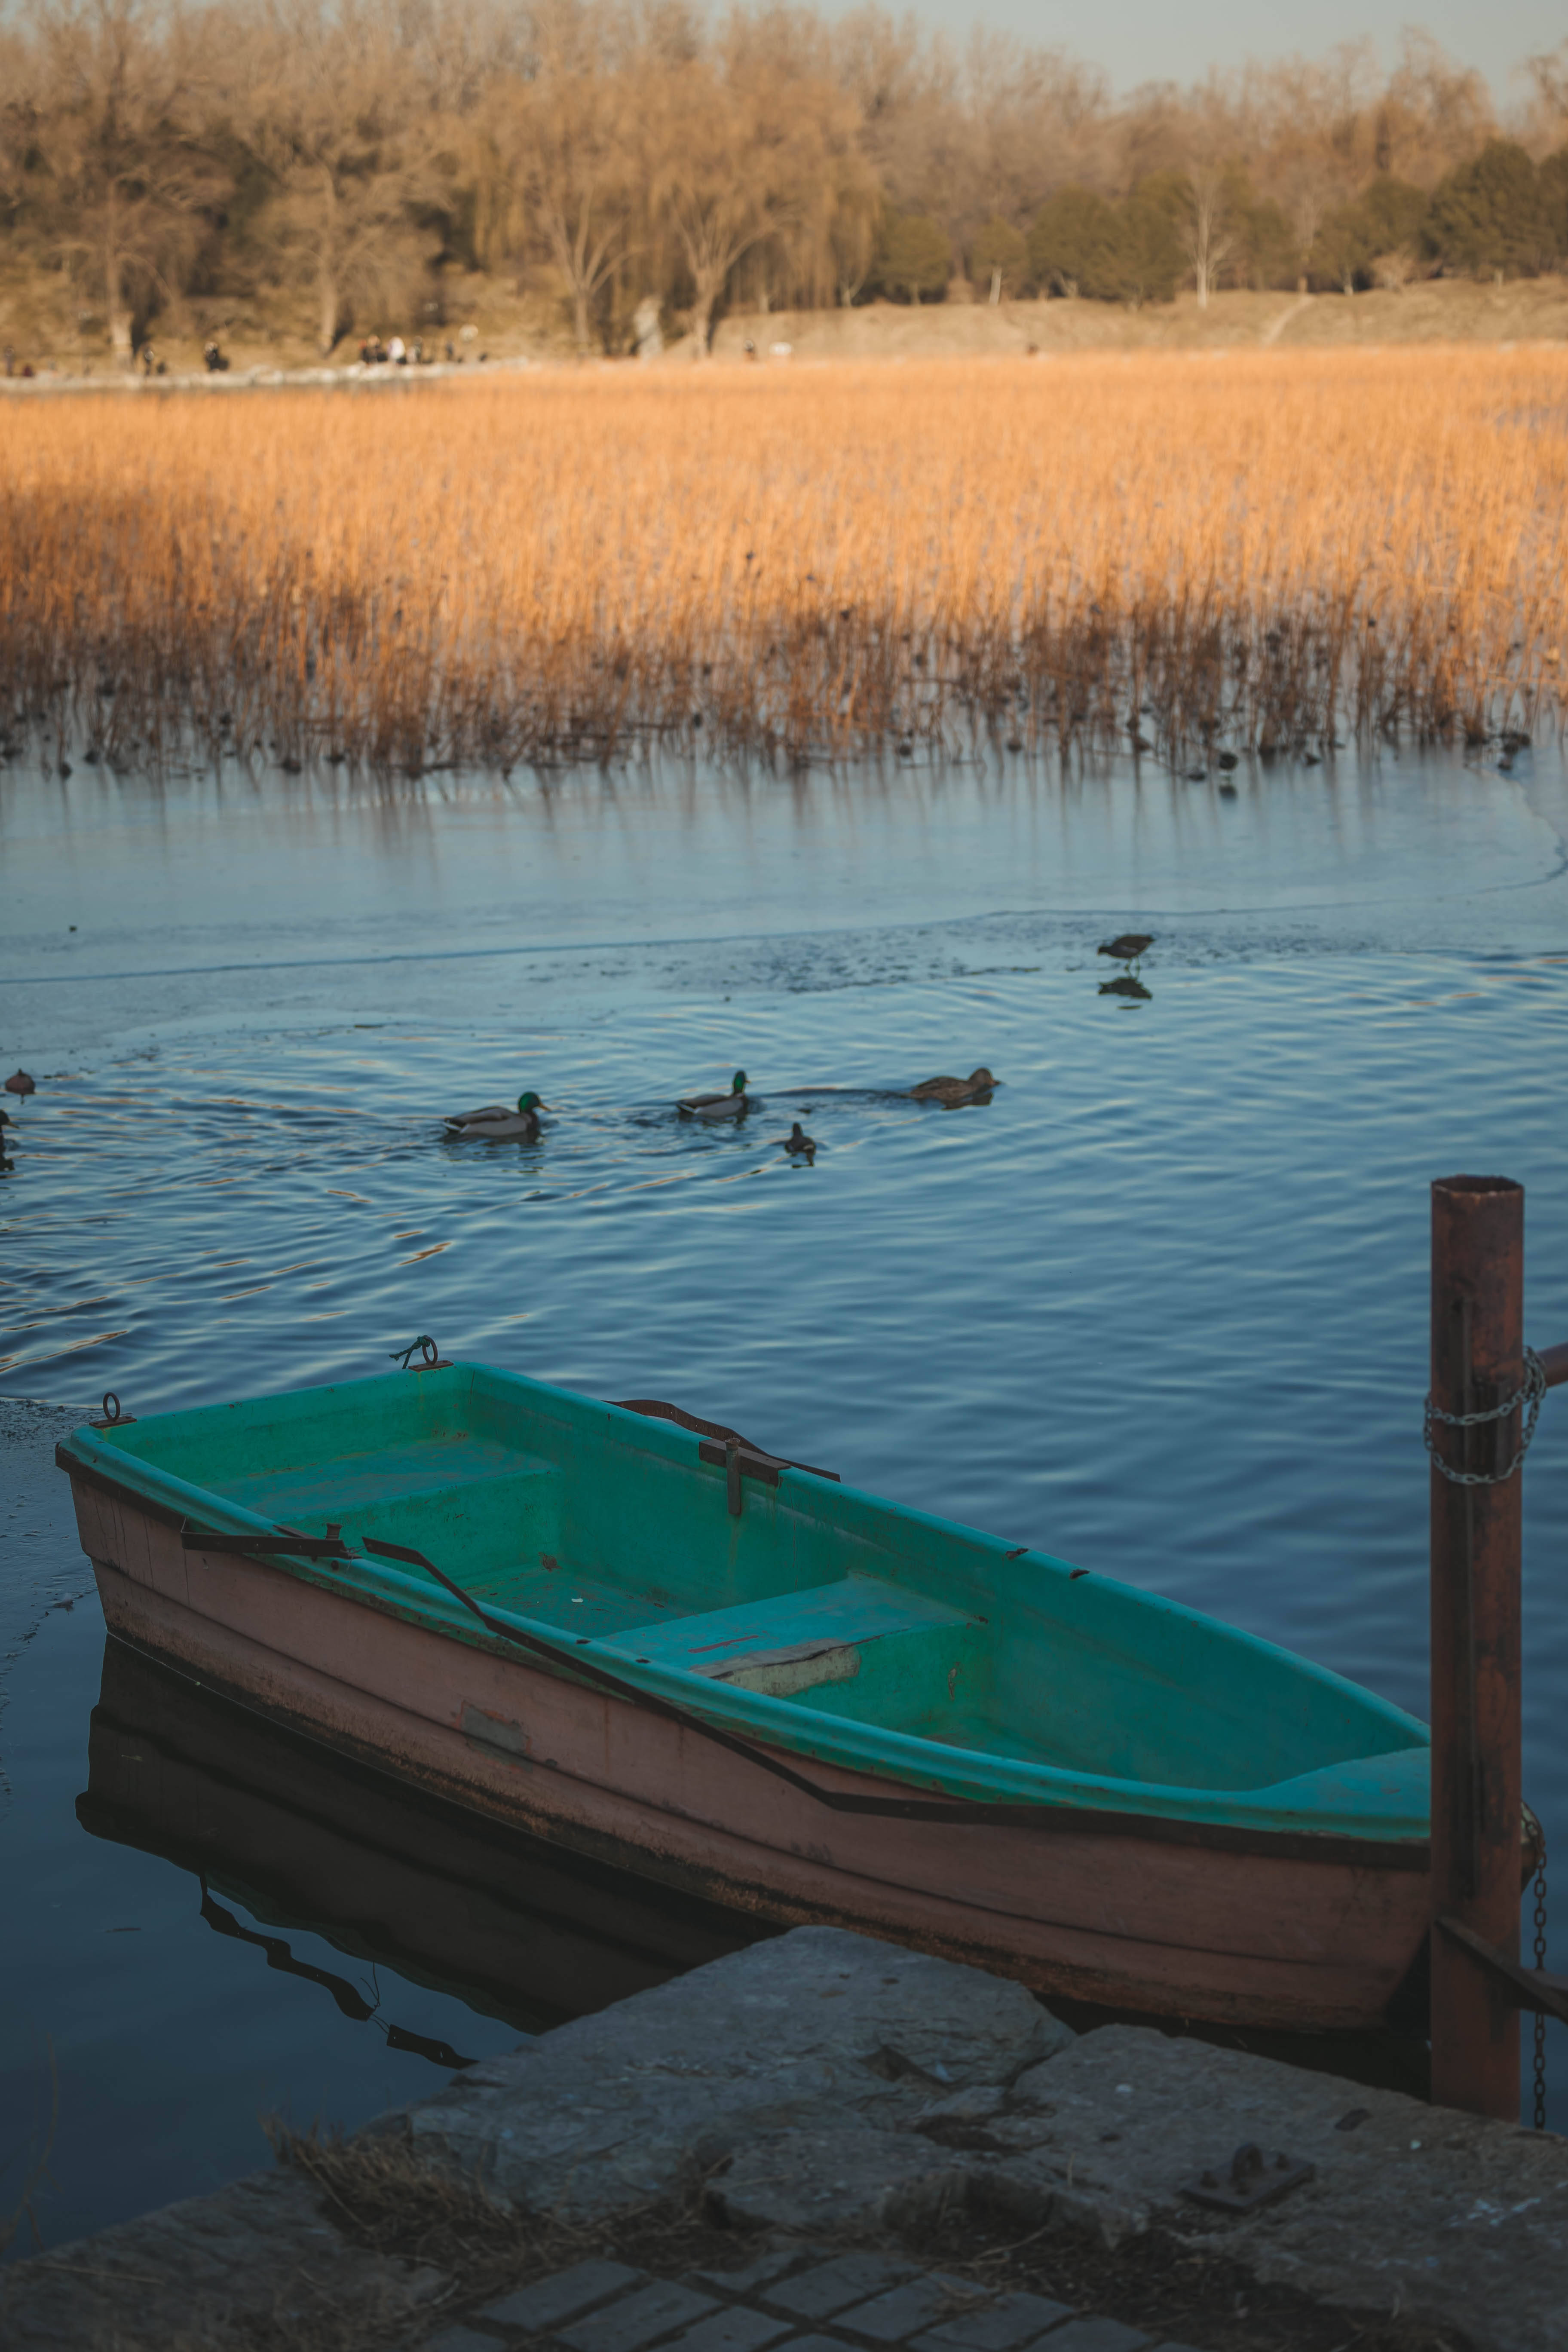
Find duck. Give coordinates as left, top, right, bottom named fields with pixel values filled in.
left=774, top=1121, right=818, bottom=1160
left=678, top=1069, right=750, bottom=1120
left=443, top=1090, right=549, bottom=1142
left=1099, top=933, right=1154, bottom=962
left=907, top=1068, right=997, bottom=1106
left=5, top=1069, right=36, bottom=1103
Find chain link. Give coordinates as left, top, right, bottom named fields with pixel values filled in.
left=1424, top=1348, right=1547, bottom=1487
left=1534, top=1838, right=1550, bottom=2132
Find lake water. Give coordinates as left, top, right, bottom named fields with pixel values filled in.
left=5, top=742, right=1568, bottom=2254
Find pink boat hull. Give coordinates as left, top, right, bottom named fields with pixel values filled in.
left=69, top=1471, right=1434, bottom=2034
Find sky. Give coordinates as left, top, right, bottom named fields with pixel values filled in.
left=876, top=0, right=1563, bottom=104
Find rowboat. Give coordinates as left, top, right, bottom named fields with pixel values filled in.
left=81, top=1637, right=755, bottom=2037
left=58, top=1359, right=1443, bottom=2033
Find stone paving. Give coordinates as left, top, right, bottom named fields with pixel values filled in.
left=421, top=2247, right=1207, bottom=2352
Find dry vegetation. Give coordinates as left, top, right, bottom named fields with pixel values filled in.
left=1, top=346, right=1564, bottom=775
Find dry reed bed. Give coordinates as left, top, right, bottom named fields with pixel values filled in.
left=1, top=349, right=1565, bottom=773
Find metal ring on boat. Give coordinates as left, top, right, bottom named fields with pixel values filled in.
left=390, top=1336, right=439, bottom=1369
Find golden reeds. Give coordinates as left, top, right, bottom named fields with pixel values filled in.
left=1, top=348, right=1563, bottom=774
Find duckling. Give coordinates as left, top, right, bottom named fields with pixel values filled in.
left=774, top=1121, right=818, bottom=1161
left=908, top=1067, right=997, bottom=1106
left=1098, top=933, right=1153, bottom=962
left=443, top=1090, right=549, bottom=1142
left=678, top=1069, right=750, bottom=1120
left=5, top=1069, right=36, bottom=1103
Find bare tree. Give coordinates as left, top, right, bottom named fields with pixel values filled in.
left=654, top=70, right=771, bottom=354
left=957, top=30, right=1110, bottom=236
left=487, top=61, right=638, bottom=354
left=652, top=36, right=864, bottom=355
left=1519, top=40, right=1568, bottom=154
left=1378, top=31, right=1493, bottom=184
left=828, top=167, right=879, bottom=305
left=1180, top=162, right=1233, bottom=305
left=28, top=0, right=226, bottom=366
left=235, top=0, right=445, bottom=357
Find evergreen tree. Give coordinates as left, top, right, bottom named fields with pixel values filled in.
left=969, top=216, right=1026, bottom=302
left=1027, top=186, right=1124, bottom=299
left=1311, top=177, right=1430, bottom=291
left=1118, top=175, right=1185, bottom=303
left=1426, top=140, right=1548, bottom=276
left=873, top=211, right=949, bottom=303
left=1540, top=146, right=1568, bottom=266
left=1216, top=166, right=1297, bottom=289
left=1360, top=175, right=1429, bottom=253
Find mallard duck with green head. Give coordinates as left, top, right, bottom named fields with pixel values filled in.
left=677, top=1069, right=751, bottom=1121
left=444, top=1091, right=549, bottom=1142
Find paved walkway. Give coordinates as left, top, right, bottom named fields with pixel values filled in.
left=427, top=2248, right=1199, bottom=2352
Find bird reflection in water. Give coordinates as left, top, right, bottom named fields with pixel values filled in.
left=1096, top=930, right=1154, bottom=1002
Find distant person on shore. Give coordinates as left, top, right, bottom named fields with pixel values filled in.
left=202, top=339, right=229, bottom=373
left=387, top=334, right=406, bottom=364
left=2, top=345, right=12, bottom=377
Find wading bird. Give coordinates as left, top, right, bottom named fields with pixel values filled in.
left=5, top=1069, right=36, bottom=1104
left=1098, top=934, right=1154, bottom=962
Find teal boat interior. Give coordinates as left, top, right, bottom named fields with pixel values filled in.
left=61, top=1362, right=1430, bottom=1840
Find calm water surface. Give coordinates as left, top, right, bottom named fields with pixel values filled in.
left=4, top=745, right=1568, bottom=2251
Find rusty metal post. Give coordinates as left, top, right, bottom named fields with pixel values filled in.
left=1430, top=1175, right=1525, bottom=2119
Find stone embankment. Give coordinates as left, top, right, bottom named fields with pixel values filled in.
left=5, top=1922, right=1568, bottom=2352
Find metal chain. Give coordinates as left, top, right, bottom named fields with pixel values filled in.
left=1534, top=1839, right=1550, bottom=2132
left=1424, top=1348, right=1547, bottom=1486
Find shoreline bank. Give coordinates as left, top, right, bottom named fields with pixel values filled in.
left=4, top=1920, right=1566, bottom=2352
left=3, top=280, right=1565, bottom=396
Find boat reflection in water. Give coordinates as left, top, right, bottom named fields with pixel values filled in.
left=78, top=1637, right=765, bottom=2058
left=79, top=1637, right=1428, bottom=2100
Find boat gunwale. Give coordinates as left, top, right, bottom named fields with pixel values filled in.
left=88, top=1590, right=1430, bottom=1873
left=59, top=1374, right=1434, bottom=1861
